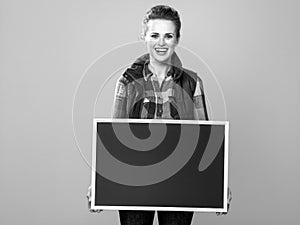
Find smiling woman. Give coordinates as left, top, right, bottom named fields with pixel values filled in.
left=110, top=5, right=210, bottom=225
left=113, top=5, right=209, bottom=121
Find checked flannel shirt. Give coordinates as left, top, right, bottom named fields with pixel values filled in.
left=112, top=56, right=208, bottom=120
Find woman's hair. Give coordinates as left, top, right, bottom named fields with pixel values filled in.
left=142, top=5, right=181, bottom=40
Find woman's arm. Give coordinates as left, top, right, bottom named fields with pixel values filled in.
left=193, top=77, right=209, bottom=120
left=112, top=77, right=129, bottom=118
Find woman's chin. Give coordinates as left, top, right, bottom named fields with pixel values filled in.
left=152, top=55, right=172, bottom=64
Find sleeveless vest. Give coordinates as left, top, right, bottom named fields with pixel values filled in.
left=120, top=53, right=208, bottom=120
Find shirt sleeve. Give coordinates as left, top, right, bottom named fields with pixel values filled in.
left=193, top=76, right=209, bottom=120
left=112, top=77, right=128, bottom=118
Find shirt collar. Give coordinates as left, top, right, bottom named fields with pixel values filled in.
left=143, top=60, right=175, bottom=81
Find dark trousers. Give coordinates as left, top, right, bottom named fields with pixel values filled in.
left=119, top=210, right=193, bottom=225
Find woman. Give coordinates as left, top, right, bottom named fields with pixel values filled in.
left=112, top=5, right=209, bottom=225
left=113, top=5, right=208, bottom=121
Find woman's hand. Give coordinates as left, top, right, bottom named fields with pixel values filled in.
left=216, top=187, right=232, bottom=216
left=86, top=186, right=103, bottom=213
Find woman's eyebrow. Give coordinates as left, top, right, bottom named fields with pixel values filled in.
left=150, top=32, right=174, bottom=35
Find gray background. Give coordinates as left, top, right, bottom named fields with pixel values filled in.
left=1, top=0, right=299, bottom=224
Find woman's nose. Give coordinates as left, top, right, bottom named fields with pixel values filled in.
left=158, top=37, right=165, bottom=46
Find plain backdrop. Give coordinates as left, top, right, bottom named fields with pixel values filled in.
left=1, top=0, right=299, bottom=224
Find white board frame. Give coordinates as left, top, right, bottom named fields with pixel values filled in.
left=91, top=118, right=229, bottom=212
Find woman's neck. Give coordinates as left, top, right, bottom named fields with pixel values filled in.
left=148, top=60, right=171, bottom=79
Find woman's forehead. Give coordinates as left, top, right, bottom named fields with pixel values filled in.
left=146, top=19, right=176, bottom=33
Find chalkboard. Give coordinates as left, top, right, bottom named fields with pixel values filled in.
left=91, top=119, right=229, bottom=212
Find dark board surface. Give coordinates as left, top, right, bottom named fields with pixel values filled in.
left=93, top=121, right=227, bottom=211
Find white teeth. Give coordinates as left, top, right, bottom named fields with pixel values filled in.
left=155, top=48, right=168, bottom=53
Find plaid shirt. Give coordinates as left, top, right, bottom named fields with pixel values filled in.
left=113, top=60, right=208, bottom=120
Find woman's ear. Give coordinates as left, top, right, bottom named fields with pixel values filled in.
left=140, top=32, right=145, bottom=41
left=140, top=32, right=148, bottom=45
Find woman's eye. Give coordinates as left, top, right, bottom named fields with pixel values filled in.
left=165, top=34, right=174, bottom=39
left=151, top=34, right=159, bottom=38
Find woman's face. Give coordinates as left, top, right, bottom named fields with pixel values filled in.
left=144, top=19, right=178, bottom=64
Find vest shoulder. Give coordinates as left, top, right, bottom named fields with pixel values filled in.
left=122, top=63, right=144, bottom=82
left=182, top=68, right=202, bottom=82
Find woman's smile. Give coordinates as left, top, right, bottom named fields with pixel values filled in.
left=154, top=47, right=169, bottom=55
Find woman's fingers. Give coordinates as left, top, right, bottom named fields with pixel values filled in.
left=89, top=209, right=103, bottom=213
